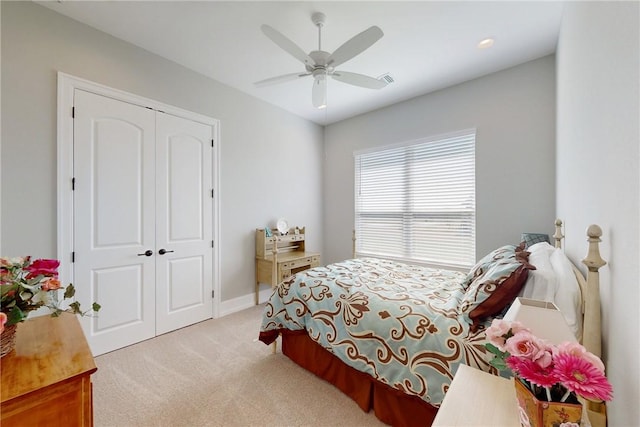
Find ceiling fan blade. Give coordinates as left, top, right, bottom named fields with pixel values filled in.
left=254, top=72, right=311, bottom=87
left=327, top=26, right=383, bottom=68
left=312, top=75, right=327, bottom=109
left=331, top=71, right=387, bottom=89
left=261, top=25, right=314, bottom=67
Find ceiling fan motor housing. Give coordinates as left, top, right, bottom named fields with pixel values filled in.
left=311, top=12, right=326, bottom=27
left=307, top=51, right=332, bottom=74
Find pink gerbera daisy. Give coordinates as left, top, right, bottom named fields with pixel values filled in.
left=507, top=355, right=557, bottom=388
left=553, top=353, right=613, bottom=401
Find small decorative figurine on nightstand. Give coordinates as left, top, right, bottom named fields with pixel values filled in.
left=264, top=227, right=272, bottom=237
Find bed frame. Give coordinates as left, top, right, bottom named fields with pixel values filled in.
left=554, top=219, right=608, bottom=426
left=277, top=219, right=606, bottom=426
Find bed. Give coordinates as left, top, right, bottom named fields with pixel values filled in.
left=258, top=219, right=606, bottom=426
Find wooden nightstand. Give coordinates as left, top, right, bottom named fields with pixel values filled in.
left=433, top=364, right=606, bottom=427
left=432, top=364, right=519, bottom=426
left=1, top=313, right=97, bottom=426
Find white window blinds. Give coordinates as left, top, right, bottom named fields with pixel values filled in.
left=354, top=131, right=476, bottom=270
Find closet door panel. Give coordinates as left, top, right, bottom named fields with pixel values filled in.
left=155, top=112, right=213, bottom=335
left=73, top=89, right=156, bottom=356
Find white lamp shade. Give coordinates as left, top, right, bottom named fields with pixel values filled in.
left=503, top=298, right=577, bottom=344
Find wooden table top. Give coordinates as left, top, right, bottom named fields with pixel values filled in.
left=432, top=364, right=519, bottom=426
left=1, top=312, right=97, bottom=402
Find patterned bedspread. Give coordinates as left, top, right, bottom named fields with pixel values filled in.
left=259, top=257, right=494, bottom=407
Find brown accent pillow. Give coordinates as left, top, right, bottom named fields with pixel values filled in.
left=460, top=244, right=535, bottom=332
left=467, top=265, right=530, bottom=331
left=462, top=243, right=531, bottom=289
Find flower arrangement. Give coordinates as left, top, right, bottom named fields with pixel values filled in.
left=0, top=256, right=100, bottom=334
left=485, top=318, right=613, bottom=404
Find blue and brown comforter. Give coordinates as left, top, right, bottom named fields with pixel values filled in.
left=259, top=257, right=494, bottom=406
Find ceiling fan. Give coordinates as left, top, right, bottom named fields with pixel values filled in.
left=255, top=12, right=387, bottom=109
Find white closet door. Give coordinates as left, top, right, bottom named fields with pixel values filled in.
left=155, top=112, right=213, bottom=334
left=74, top=89, right=157, bottom=355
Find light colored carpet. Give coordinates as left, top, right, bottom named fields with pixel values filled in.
left=93, top=304, right=386, bottom=426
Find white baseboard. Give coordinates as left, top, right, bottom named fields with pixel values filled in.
left=218, top=288, right=273, bottom=317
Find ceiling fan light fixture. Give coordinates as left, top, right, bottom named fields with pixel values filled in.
left=313, top=73, right=327, bottom=109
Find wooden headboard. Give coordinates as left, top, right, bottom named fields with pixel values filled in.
left=553, top=219, right=606, bottom=358
left=554, top=219, right=607, bottom=427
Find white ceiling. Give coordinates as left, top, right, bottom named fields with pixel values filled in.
left=37, top=1, right=565, bottom=125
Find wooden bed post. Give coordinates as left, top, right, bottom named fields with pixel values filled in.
left=553, top=218, right=564, bottom=249
left=581, top=224, right=606, bottom=359
left=582, top=225, right=608, bottom=427
left=352, top=229, right=357, bottom=259
left=559, top=222, right=607, bottom=427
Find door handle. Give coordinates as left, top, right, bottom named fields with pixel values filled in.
left=137, top=250, right=153, bottom=257
left=158, top=249, right=174, bottom=255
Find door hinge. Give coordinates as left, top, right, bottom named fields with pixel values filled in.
left=72, top=177, right=76, bottom=191
left=72, top=107, right=75, bottom=118
left=211, top=139, right=214, bottom=147
left=211, top=290, right=215, bottom=298
left=211, top=189, right=214, bottom=198
left=71, top=252, right=75, bottom=263
left=211, top=240, right=214, bottom=248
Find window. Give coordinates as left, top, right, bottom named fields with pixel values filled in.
left=354, top=130, right=475, bottom=270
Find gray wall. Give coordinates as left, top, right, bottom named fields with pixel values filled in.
left=557, top=2, right=640, bottom=425
left=323, top=56, right=556, bottom=264
left=0, top=1, right=324, bottom=303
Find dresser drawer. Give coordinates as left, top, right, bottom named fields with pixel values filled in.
left=275, top=234, right=305, bottom=243
left=289, top=256, right=319, bottom=269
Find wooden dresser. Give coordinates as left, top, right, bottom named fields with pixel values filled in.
left=255, top=226, right=320, bottom=304
left=1, top=313, right=97, bottom=426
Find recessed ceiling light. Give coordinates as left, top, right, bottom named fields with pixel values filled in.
left=477, top=38, right=495, bottom=49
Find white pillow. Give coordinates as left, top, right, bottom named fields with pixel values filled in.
left=520, top=242, right=556, bottom=301
left=550, top=248, right=583, bottom=341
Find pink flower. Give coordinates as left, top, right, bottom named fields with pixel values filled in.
left=556, top=341, right=605, bottom=373
left=485, top=320, right=614, bottom=404
left=505, top=331, right=553, bottom=368
left=0, top=312, right=7, bottom=334
left=508, top=356, right=557, bottom=388
left=486, top=319, right=529, bottom=351
left=553, top=352, right=613, bottom=401
left=41, top=278, right=61, bottom=291
left=25, top=259, right=59, bottom=279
